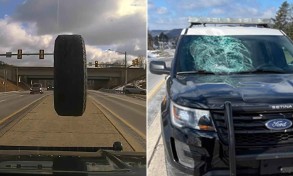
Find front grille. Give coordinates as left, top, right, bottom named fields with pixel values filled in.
left=212, top=112, right=293, bottom=146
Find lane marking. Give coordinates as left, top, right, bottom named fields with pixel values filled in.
left=147, top=79, right=165, bottom=101
left=0, top=95, right=47, bottom=125
left=88, top=90, right=145, bottom=107
left=90, top=96, right=146, bottom=140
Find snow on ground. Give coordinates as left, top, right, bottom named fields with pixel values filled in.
left=147, top=49, right=175, bottom=60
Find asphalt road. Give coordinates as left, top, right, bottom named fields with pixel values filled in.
left=0, top=91, right=50, bottom=119
left=0, top=90, right=146, bottom=151
left=88, top=90, right=146, bottom=138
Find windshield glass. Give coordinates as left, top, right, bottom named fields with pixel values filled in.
left=32, top=84, right=41, bottom=87
left=176, top=35, right=293, bottom=74
left=0, top=0, right=146, bottom=173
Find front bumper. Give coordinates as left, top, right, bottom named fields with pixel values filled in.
left=161, top=102, right=293, bottom=175
left=30, top=90, right=43, bottom=94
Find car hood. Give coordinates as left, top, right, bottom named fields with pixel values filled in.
left=170, top=74, right=293, bottom=111
left=0, top=146, right=146, bottom=175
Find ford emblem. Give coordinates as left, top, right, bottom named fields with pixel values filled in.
left=265, top=119, right=292, bottom=130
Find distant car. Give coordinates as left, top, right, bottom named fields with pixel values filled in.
left=30, top=83, right=43, bottom=94
left=123, top=85, right=146, bottom=95
left=47, top=85, right=54, bottom=91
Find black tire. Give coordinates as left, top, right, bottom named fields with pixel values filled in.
left=54, top=35, right=87, bottom=116
left=125, top=90, right=130, bottom=94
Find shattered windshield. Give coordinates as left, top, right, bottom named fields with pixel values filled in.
left=176, top=35, right=293, bottom=74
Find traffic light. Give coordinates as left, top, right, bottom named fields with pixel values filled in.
left=95, top=61, right=98, bottom=67
left=39, top=49, right=44, bottom=59
left=17, top=49, right=22, bottom=59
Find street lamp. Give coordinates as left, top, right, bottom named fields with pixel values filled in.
left=107, top=49, right=127, bottom=85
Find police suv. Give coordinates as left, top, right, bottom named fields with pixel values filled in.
left=150, top=17, right=293, bottom=176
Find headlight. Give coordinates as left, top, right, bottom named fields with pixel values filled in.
left=170, top=101, right=215, bottom=131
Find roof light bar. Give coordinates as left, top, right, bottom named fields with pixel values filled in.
left=188, top=17, right=273, bottom=25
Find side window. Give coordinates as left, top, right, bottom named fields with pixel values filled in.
left=282, top=47, right=293, bottom=65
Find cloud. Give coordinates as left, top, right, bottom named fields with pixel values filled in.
left=0, top=16, right=141, bottom=67
left=172, top=0, right=231, bottom=10
left=148, top=1, right=155, bottom=10
left=211, top=8, right=225, bottom=15
left=157, top=7, right=167, bottom=14
left=0, top=17, right=53, bottom=52
left=149, top=0, right=278, bottom=30
left=0, top=0, right=145, bottom=66
left=260, top=7, right=277, bottom=18
left=10, top=0, right=146, bottom=55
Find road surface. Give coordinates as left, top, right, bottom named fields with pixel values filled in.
left=0, top=90, right=146, bottom=152
left=148, top=50, right=174, bottom=176
left=0, top=91, right=49, bottom=119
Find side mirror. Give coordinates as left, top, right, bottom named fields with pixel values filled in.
left=149, top=61, right=170, bottom=75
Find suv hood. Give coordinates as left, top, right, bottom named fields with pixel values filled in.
left=170, top=74, right=293, bottom=110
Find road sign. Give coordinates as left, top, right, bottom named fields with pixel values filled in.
left=6, top=52, right=12, bottom=58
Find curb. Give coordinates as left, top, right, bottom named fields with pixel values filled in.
left=147, top=112, right=162, bottom=166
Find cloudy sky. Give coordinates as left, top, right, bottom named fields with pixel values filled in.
left=0, top=0, right=146, bottom=66
left=148, top=0, right=292, bottom=30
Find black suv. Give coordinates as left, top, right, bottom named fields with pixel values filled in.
left=150, top=18, right=293, bottom=175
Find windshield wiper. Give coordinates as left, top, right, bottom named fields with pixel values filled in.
left=177, top=70, right=216, bottom=75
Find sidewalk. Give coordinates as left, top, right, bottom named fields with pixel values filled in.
left=0, top=95, right=133, bottom=151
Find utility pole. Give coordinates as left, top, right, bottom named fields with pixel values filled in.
left=4, top=69, right=6, bottom=92
left=16, top=67, right=18, bottom=91
left=125, top=51, right=127, bottom=85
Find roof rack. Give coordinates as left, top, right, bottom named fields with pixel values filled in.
left=188, top=17, right=273, bottom=28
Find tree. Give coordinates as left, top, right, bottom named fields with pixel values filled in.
left=137, top=56, right=145, bottom=68
left=148, top=32, right=154, bottom=50
left=154, top=36, right=159, bottom=47
left=158, top=32, right=168, bottom=43
left=274, top=1, right=289, bottom=30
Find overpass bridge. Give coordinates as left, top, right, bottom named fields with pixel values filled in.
left=0, top=66, right=145, bottom=89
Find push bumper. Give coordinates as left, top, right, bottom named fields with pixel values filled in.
left=162, top=101, right=293, bottom=175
